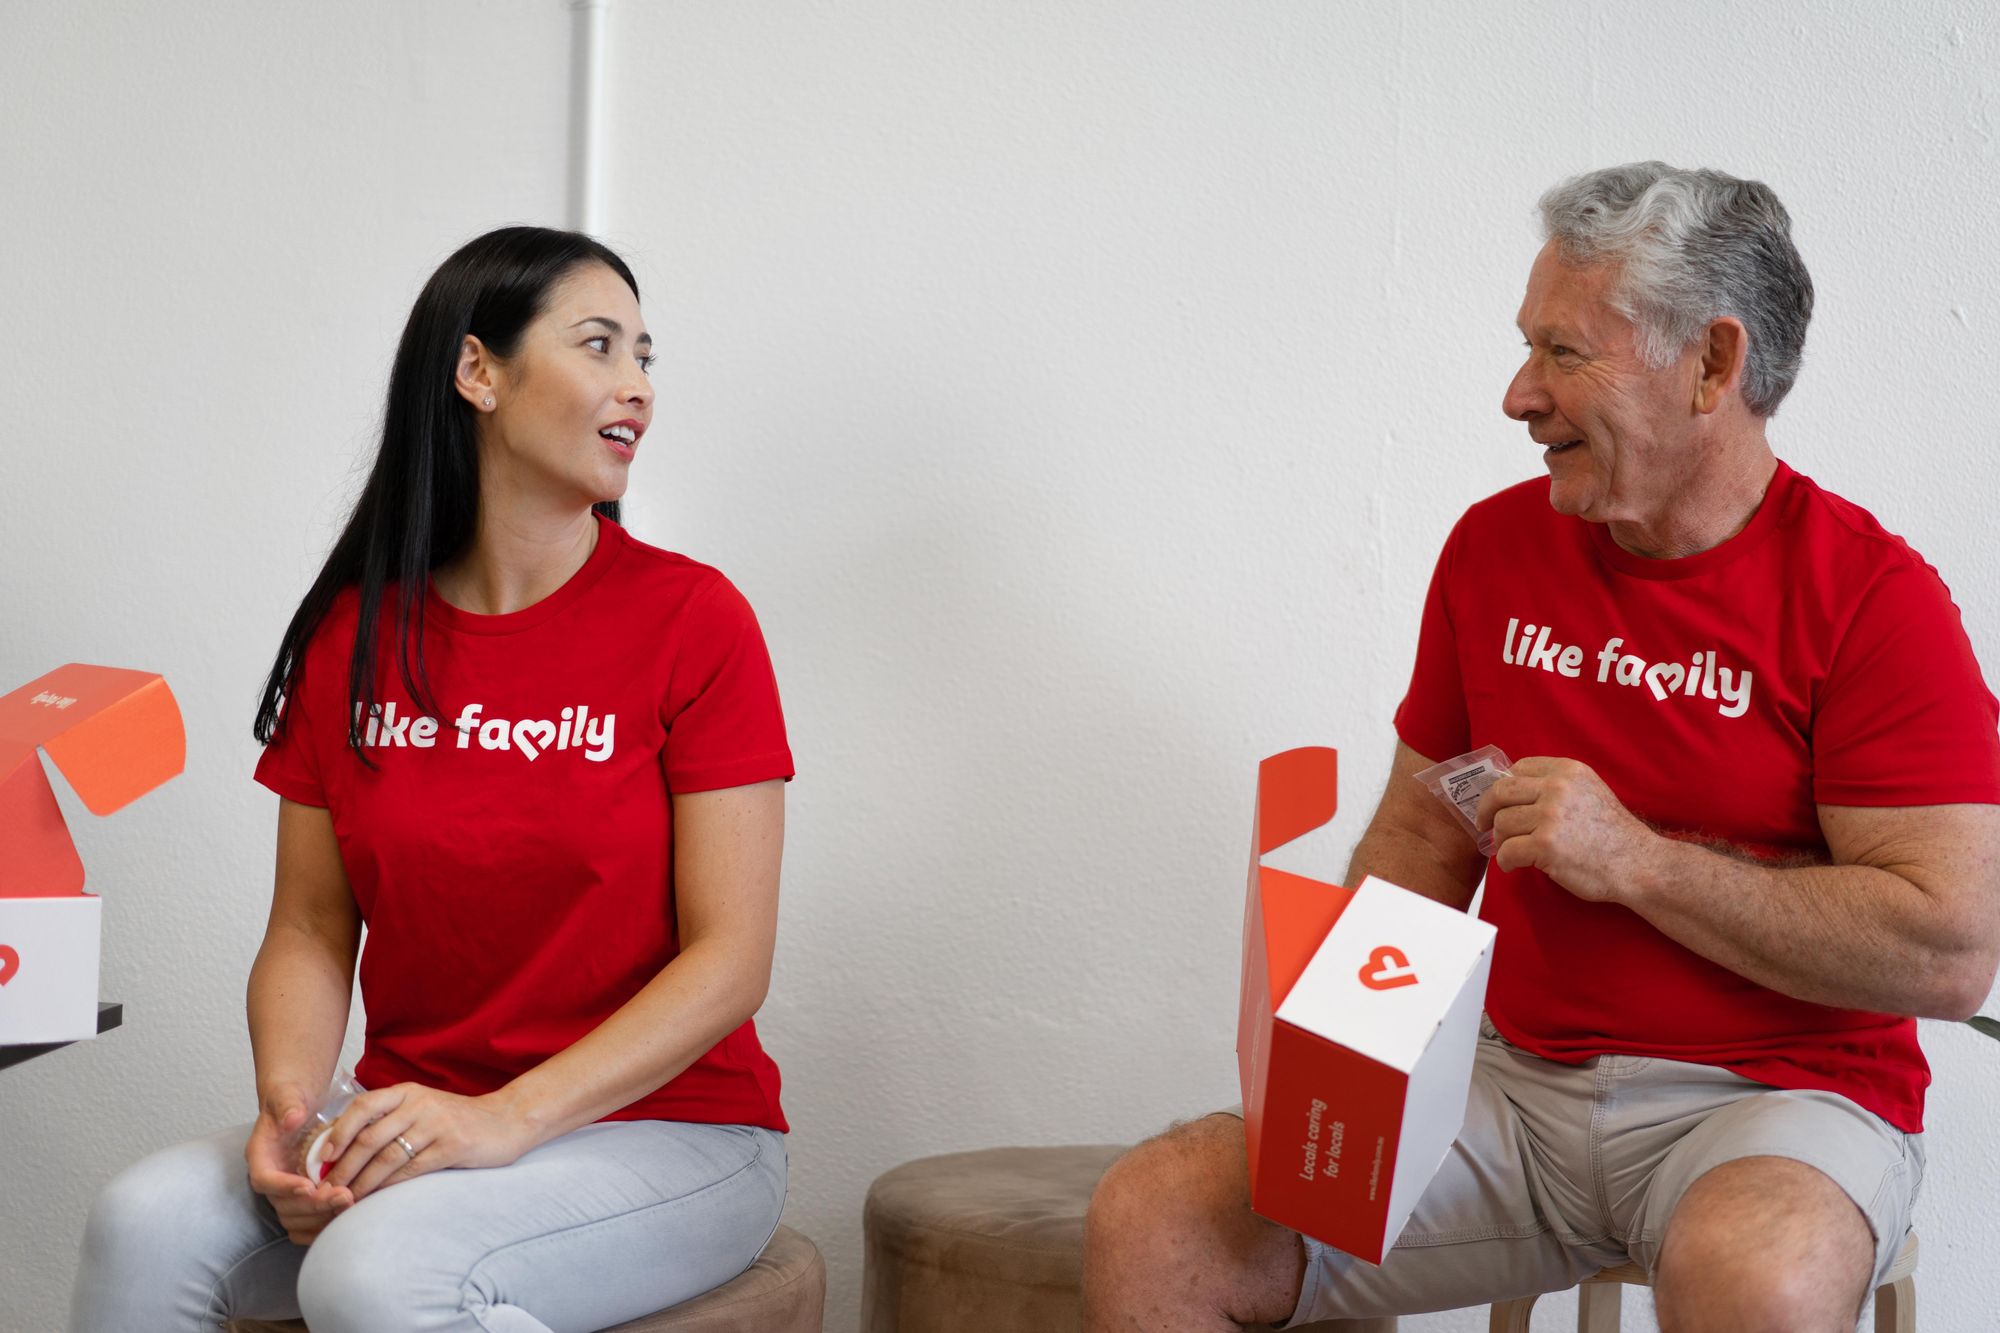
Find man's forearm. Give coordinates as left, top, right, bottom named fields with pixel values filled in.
left=1344, top=823, right=1482, bottom=912
left=1622, top=836, right=1984, bottom=1019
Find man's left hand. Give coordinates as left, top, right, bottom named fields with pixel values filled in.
left=317, top=1083, right=540, bottom=1202
left=1475, top=757, right=1656, bottom=903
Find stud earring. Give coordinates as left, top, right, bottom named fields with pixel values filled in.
left=483, top=396, right=494, bottom=408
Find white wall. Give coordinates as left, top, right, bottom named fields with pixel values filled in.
left=5, top=3, right=1997, bottom=1331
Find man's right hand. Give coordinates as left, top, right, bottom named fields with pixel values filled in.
left=245, top=1085, right=353, bottom=1246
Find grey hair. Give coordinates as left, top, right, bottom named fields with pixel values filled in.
left=1537, top=162, right=1813, bottom=417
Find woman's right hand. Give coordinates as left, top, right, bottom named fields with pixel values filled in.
left=245, top=1084, right=353, bottom=1245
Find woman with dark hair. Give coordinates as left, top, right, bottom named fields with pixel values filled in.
left=72, top=227, right=795, bottom=1333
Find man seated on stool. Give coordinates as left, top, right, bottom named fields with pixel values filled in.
left=1084, top=162, right=2000, bottom=1333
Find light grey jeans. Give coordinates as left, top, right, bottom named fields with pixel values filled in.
left=70, top=1118, right=787, bottom=1333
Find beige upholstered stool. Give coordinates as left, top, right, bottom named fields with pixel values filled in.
left=223, top=1224, right=825, bottom=1333
left=1486, top=1231, right=1918, bottom=1332
left=861, top=1144, right=1390, bottom=1333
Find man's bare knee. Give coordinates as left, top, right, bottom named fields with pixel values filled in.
left=1655, top=1157, right=1872, bottom=1333
left=1091, top=1115, right=1254, bottom=1229
left=1084, top=1114, right=1304, bottom=1331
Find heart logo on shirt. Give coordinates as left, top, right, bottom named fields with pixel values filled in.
left=1359, top=945, right=1418, bottom=991
left=1644, top=661, right=1687, bottom=701
left=0, top=945, right=19, bottom=986
left=512, top=719, right=557, bottom=761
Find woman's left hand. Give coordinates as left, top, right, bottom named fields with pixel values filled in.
left=318, top=1082, right=539, bottom=1202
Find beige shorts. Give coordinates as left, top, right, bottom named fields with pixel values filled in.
left=1231, top=1014, right=1924, bottom=1325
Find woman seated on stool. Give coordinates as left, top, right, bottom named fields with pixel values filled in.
left=72, top=226, right=796, bottom=1333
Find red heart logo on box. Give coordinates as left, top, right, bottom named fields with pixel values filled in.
left=0, top=944, right=19, bottom=986
left=1358, top=945, right=1418, bottom=990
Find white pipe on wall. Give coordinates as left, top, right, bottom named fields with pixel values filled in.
left=567, top=0, right=609, bottom=234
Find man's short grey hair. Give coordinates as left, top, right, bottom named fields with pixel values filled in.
left=1538, top=162, right=1813, bottom=417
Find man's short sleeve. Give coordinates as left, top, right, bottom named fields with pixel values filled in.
left=1813, top=561, right=2000, bottom=807
left=1393, top=517, right=1473, bottom=763
left=662, top=576, right=796, bottom=794
left=254, top=668, right=330, bottom=808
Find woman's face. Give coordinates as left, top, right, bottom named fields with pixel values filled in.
left=463, top=261, right=655, bottom=509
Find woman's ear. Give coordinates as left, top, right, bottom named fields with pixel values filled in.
left=455, top=334, right=498, bottom=411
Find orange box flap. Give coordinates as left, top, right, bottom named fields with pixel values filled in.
left=0, top=664, right=185, bottom=897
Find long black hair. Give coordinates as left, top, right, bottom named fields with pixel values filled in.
left=253, top=226, right=640, bottom=762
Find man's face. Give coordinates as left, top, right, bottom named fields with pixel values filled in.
left=1502, top=240, right=1700, bottom=523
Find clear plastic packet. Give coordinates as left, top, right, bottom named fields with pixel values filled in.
left=292, top=1069, right=366, bottom=1183
left=1412, top=745, right=1513, bottom=857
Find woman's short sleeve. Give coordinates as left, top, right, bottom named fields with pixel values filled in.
left=254, top=666, right=330, bottom=807
left=661, top=576, right=795, bottom=794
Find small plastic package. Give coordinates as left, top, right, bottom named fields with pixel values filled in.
left=293, top=1069, right=366, bottom=1183
left=1413, top=746, right=1513, bottom=857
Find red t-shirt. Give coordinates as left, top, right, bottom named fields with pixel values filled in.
left=255, top=513, right=795, bottom=1130
left=1394, top=461, right=2000, bottom=1133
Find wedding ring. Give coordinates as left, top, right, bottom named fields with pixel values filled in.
left=395, top=1134, right=417, bottom=1159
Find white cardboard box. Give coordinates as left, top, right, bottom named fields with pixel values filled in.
left=1237, top=746, right=1496, bottom=1264
left=0, top=895, right=102, bottom=1044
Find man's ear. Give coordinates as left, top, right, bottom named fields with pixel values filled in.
left=454, top=335, right=498, bottom=411
left=1692, top=317, right=1749, bottom=414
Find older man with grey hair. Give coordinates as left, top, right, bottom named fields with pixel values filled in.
left=1084, top=163, right=2000, bottom=1332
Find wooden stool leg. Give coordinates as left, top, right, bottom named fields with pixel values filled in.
left=1578, top=1283, right=1620, bottom=1333
left=1875, top=1274, right=1915, bottom=1333
left=1488, top=1294, right=1538, bottom=1332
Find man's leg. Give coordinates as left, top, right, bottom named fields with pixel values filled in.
left=1082, top=1112, right=1305, bottom=1333
left=1086, top=1022, right=1615, bottom=1332
left=1620, top=1071, right=1923, bottom=1333
left=1652, top=1156, right=1874, bottom=1333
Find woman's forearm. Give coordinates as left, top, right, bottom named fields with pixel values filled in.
left=246, top=925, right=356, bottom=1110
left=491, top=783, right=784, bottom=1145
left=490, top=936, right=768, bottom=1144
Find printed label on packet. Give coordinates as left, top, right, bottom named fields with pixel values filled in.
left=1412, top=745, right=1513, bottom=857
